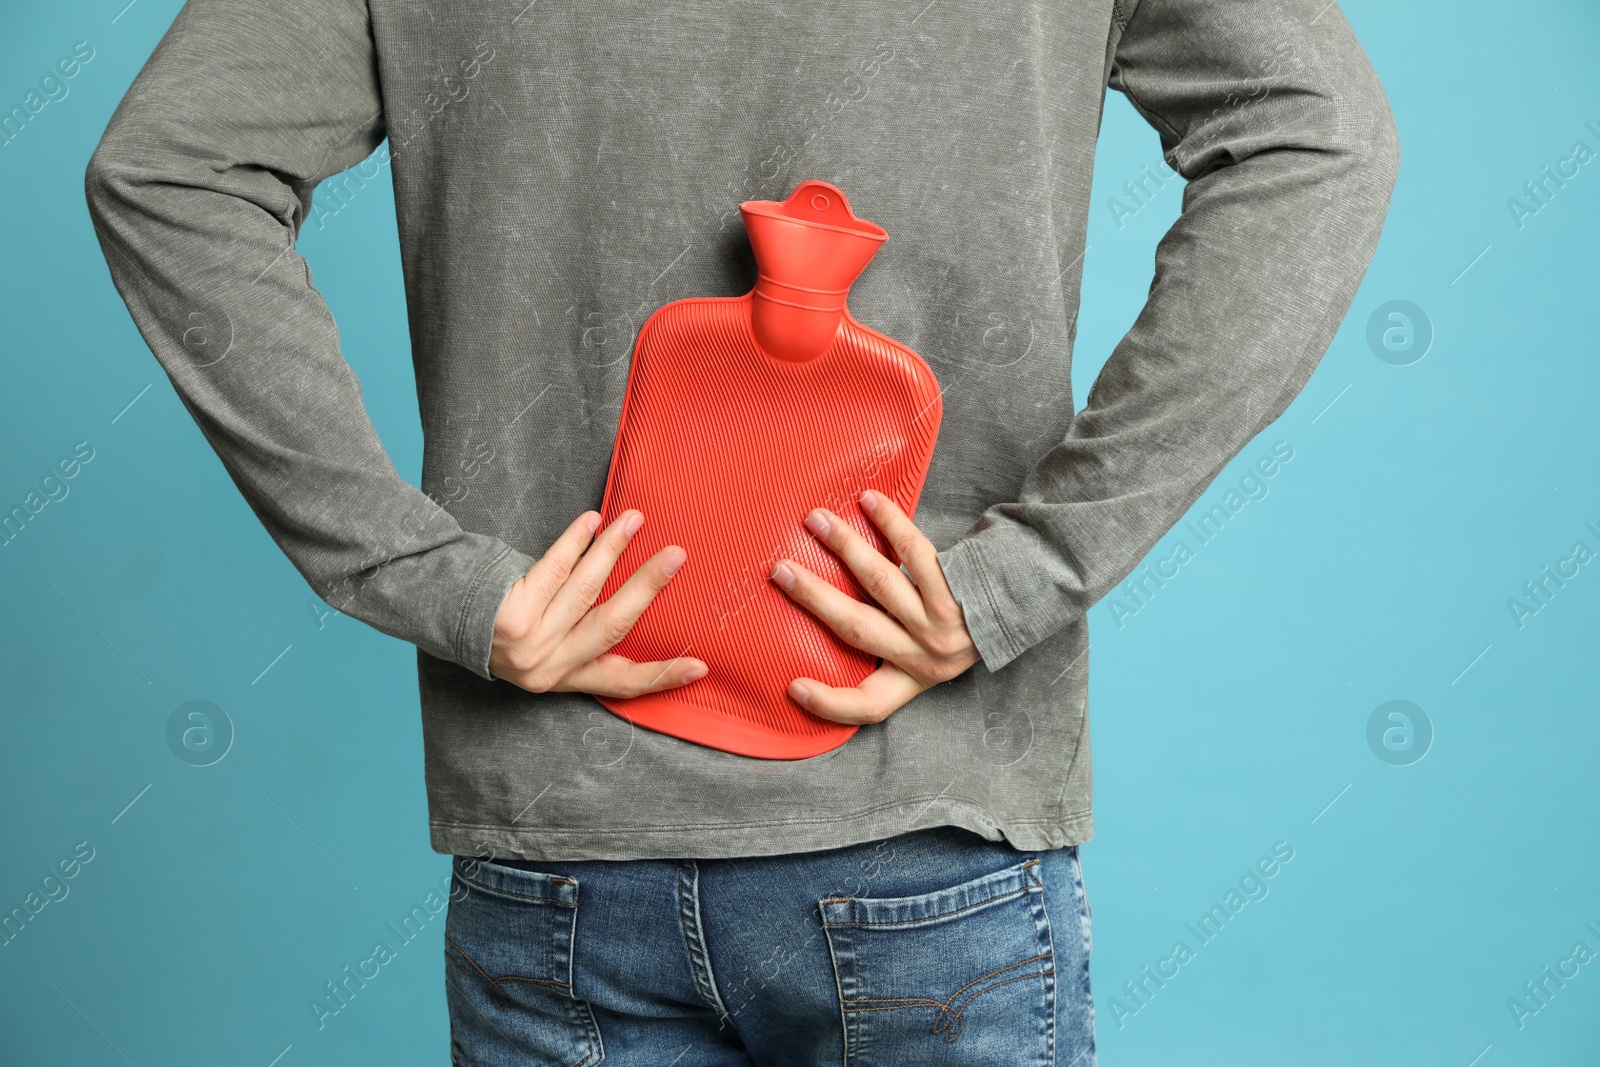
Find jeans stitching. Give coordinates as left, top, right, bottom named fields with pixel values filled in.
left=1066, top=848, right=1095, bottom=1066
left=445, top=969, right=529, bottom=1060
left=445, top=890, right=604, bottom=1066
left=1032, top=857, right=1058, bottom=1067
left=1072, top=849, right=1092, bottom=958
left=446, top=934, right=572, bottom=1012
left=831, top=907, right=857, bottom=1067
left=821, top=859, right=1041, bottom=927
left=453, top=868, right=577, bottom=906
left=676, top=860, right=735, bottom=1028
left=825, top=857, right=1056, bottom=1056
left=847, top=953, right=1053, bottom=1006
left=819, top=885, right=1026, bottom=926
left=939, top=968, right=1057, bottom=1043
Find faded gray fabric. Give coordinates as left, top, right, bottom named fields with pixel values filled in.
left=85, top=0, right=1398, bottom=860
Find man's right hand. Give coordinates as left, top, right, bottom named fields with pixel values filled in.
left=489, top=509, right=707, bottom=696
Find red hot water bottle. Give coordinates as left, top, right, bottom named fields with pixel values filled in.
left=592, top=179, right=942, bottom=759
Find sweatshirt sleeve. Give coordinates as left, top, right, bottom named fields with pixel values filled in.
left=84, top=0, right=534, bottom=681
left=935, top=0, right=1400, bottom=672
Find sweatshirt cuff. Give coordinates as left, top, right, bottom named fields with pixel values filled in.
left=937, top=534, right=1026, bottom=673
left=453, top=543, right=537, bottom=681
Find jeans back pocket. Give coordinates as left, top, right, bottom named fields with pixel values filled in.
left=819, top=856, right=1056, bottom=1066
left=444, top=856, right=602, bottom=1067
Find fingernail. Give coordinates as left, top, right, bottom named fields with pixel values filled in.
left=804, top=509, right=830, bottom=537
left=662, top=547, right=686, bottom=576
left=790, top=681, right=811, bottom=706
left=858, top=490, right=878, bottom=513
left=585, top=513, right=601, bottom=533
left=684, top=662, right=708, bottom=681
left=770, top=561, right=796, bottom=591
left=624, top=511, right=644, bottom=537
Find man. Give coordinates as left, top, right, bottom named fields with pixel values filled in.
left=85, top=0, right=1398, bottom=1062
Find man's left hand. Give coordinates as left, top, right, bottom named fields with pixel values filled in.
left=768, top=489, right=981, bottom=724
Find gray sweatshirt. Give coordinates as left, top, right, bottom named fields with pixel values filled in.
left=85, top=0, right=1398, bottom=861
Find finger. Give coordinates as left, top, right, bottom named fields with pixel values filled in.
left=857, top=489, right=962, bottom=625
left=541, top=508, right=644, bottom=634
left=787, top=663, right=926, bottom=725
left=519, top=511, right=602, bottom=611
left=554, top=651, right=709, bottom=699
left=769, top=558, right=923, bottom=664
left=543, top=544, right=688, bottom=674
left=802, top=505, right=926, bottom=631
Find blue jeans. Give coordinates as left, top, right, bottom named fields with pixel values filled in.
left=444, top=825, right=1095, bottom=1065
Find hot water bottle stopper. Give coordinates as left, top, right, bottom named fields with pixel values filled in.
left=591, top=178, right=942, bottom=759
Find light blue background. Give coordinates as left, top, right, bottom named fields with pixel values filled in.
left=3, top=1, right=1597, bottom=1064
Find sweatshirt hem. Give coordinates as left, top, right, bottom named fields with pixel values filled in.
left=428, top=800, right=1094, bottom=862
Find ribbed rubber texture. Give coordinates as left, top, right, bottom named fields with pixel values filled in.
left=593, top=294, right=942, bottom=759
